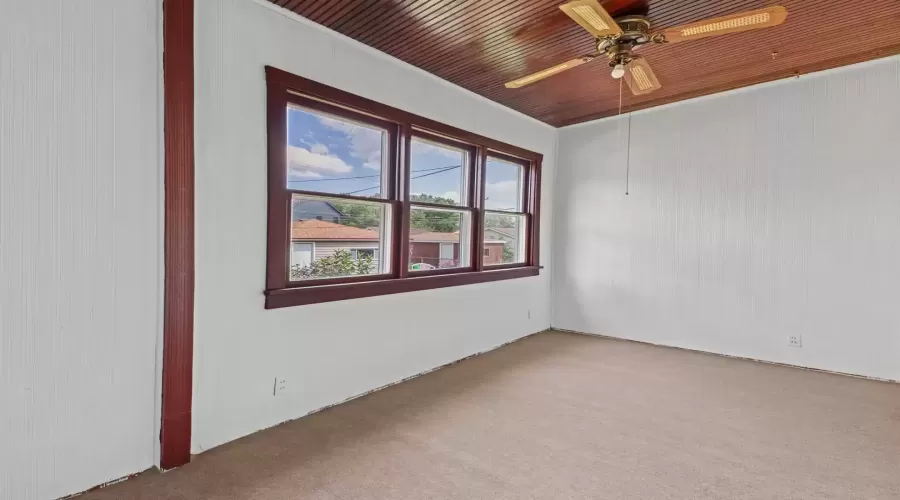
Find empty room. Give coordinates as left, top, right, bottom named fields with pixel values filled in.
left=3, top=0, right=900, bottom=499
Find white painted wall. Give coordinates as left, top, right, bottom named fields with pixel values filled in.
left=192, top=0, right=556, bottom=452
left=553, top=56, right=900, bottom=381
left=0, top=1, right=162, bottom=499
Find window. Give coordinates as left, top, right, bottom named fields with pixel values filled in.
left=350, top=249, right=376, bottom=260
left=291, top=243, right=313, bottom=269
left=265, top=67, right=542, bottom=308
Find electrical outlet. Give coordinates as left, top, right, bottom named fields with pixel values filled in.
left=273, top=377, right=287, bottom=395
left=787, top=335, right=802, bottom=347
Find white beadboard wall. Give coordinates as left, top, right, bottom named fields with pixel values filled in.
left=553, top=55, right=900, bottom=381
left=192, top=0, right=556, bottom=453
left=0, top=1, right=162, bottom=499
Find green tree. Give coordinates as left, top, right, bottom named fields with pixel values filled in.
left=292, top=249, right=373, bottom=279
left=330, top=195, right=463, bottom=232
left=330, top=201, right=380, bottom=229
left=485, top=213, right=516, bottom=229
left=410, top=194, right=460, bottom=232
left=502, top=243, right=515, bottom=262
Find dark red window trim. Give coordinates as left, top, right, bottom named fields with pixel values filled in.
left=265, top=66, right=542, bottom=309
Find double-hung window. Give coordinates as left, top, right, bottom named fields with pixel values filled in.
left=265, top=67, right=542, bottom=308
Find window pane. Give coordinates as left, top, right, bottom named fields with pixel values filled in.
left=409, top=138, right=467, bottom=206
left=483, top=213, right=526, bottom=265
left=290, top=194, right=392, bottom=281
left=286, top=105, right=388, bottom=198
left=485, top=157, right=524, bottom=212
left=409, top=207, right=471, bottom=270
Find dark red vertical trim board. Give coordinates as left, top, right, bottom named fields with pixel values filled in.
left=161, top=0, right=195, bottom=471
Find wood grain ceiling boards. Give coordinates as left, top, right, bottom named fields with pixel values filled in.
left=270, top=0, right=900, bottom=127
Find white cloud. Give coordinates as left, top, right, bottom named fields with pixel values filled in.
left=310, top=143, right=329, bottom=154
left=288, top=145, right=353, bottom=177
left=363, top=150, right=382, bottom=170
left=317, top=115, right=356, bottom=134
left=291, top=170, right=324, bottom=179
left=318, top=116, right=384, bottom=171
left=484, top=180, right=520, bottom=211
left=441, top=191, right=461, bottom=203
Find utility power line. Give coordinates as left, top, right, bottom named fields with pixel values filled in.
left=288, top=165, right=454, bottom=183
left=341, top=165, right=461, bottom=196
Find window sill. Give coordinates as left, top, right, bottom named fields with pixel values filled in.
left=265, top=266, right=540, bottom=309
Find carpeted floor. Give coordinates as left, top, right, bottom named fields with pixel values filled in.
left=80, top=331, right=900, bottom=499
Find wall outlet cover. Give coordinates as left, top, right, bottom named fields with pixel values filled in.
left=787, top=335, right=802, bottom=347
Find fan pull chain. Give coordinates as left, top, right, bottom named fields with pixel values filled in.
left=618, top=76, right=623, bottom=115
left=625, top=113, right=632, bottom=196
left=618, top=77, right=630, bottom=196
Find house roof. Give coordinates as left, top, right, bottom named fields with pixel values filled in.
left=291, top=220, right=378, bottom=241
left=409, top=231, right=460, bottom=243
left=485, top=227, right=516, bottom=238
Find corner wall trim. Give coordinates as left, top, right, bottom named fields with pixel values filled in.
left=160, top=0, right=195, bottom=470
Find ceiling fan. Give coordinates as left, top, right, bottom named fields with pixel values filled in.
left=505, top=0, right=788, bottom=96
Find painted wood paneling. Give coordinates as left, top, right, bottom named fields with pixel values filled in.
left=0, top=1, right=162, bottom=498
left=268, top=0, right=900, bottom=126
left=553, top=56, right=900, bottom=380
left=192, top=0, right=555, bottom=453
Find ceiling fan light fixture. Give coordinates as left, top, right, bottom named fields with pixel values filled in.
left=611, top=64, right=626, bottom=79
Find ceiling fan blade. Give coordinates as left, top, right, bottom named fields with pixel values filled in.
left=560, top=0, right=623, bottom=38
left=505, top=55, right=597, bottom=89
left=623, top=57, right=661, bottom=96
left=660, top=6, right=788, bottom=43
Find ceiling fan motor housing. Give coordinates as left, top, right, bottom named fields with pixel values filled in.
left=600, top=16, right=653, bottom=67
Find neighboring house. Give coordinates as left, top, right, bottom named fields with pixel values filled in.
left=484, top=227, right=518, bottom=265
left=290, top=220, right=381, bottom=272
left=484, top=227, right=516, bottom=245
left=292, top=199, right=344, bottom=222
left=290, top=220, right=506, bottom=270
left=482, top=238, right=507, bottom=265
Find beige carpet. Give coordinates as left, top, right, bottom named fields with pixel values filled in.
left=81, top=331, right=900, bottom=499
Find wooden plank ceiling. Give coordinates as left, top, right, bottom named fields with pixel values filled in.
left=269, top=0, right=900, bottom=127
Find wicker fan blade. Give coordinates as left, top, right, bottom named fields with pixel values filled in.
left=661, top=6, right=788, bottom=43
left=623, top=57, right=661, bottom=96
left=505, top=55, right=597, bottom=89
left=560, top=0, right=623, bottom=38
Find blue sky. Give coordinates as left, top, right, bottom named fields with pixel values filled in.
left=287, top=106, right=521, bottom=210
